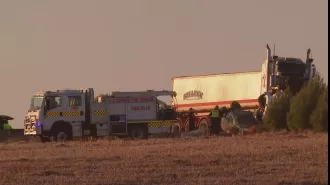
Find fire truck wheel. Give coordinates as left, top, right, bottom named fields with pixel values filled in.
left=51, top=122, right=73, bottom=142
left=171, top=123, right=180, bottom=137
left=184, top=119, right=190, bottom=132
left=40, top=135, right=51, bottom=143
left=130, top=127, right=146, bottom=140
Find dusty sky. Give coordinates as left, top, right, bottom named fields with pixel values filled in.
left=0, top=0, right=328, bottom=128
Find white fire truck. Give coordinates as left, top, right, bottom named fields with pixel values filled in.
left=24, top=89, right=178, bottom=142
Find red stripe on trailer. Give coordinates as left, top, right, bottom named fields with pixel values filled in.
left=173, top=99, right=259, bottom=108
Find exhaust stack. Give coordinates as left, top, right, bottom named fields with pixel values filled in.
left=266, top=44, right=271, bottom=61
left=266, top=44, right=276, bottom=88
left=305, top=48, right=315, bottom=80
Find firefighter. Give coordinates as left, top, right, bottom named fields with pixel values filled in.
left=188, top=108, right=196, bottom=131
left=3, top=120, right=12, bottom=130
left=209, top=105, right=221, bottom=135
left=1, top=119, right=12, bottom=139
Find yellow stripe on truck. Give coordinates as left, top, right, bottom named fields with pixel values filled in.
left=162, top=122, right=172, bottom=127
left=62, top=111, right=83, bottom=116
left=46, top=110, right=108, bottom=117
left=46, top=112, right=60, bottom=117
left=46, top=111, right=84, bottom=117
left=127, top=120, right=176, bottom=127
left=92, top=110, right=108, bottom=116
left=149, top=122, right=162, bottom=127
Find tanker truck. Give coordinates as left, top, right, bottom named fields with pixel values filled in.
left=171, top=44, right=316, bottom=135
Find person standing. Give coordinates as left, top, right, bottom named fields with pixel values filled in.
left=188, top=108, right=196, bottom=131
left=209, top=105, right=221, bottom=135
left=3, top=120, right=12, bottom=136
left=0, top=119, right=12, bottom=140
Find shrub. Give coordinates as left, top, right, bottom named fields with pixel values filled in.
left=263, top=89, right=293, bottom=131
left=311, top=86, right=328, bottom=132
left=287, top=73, right=327, bottom=131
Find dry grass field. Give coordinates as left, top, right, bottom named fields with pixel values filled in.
left=0, top=132, right=328, bottom=185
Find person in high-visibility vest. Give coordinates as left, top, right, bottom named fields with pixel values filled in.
left=3, top=120, right=12, bottom=130
left=1, top=119, right=12, bottom=139
left=209, top=105, right=221, bottom=135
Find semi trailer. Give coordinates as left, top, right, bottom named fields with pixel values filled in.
left=24, top=89, right=178, bottom=141
left=171, top=44, right=316, bottom=134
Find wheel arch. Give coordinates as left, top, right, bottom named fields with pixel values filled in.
left=50, top=121, right=73, bottom=139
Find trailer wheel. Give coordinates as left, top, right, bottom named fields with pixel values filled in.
left=130, top=127, right=146, bottom=140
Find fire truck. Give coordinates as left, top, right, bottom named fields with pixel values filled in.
left=171, top=44, right=316, bottom=134
left=24, top=89, right=178, bottom=142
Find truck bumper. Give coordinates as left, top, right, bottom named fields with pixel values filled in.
left=24, top=124, right=37, bottom=136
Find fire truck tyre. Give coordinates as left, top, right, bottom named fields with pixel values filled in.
left=185, top=119, right=190, bottom=132
left=171, top=123, right=180, bottom=137
left=40, top=135, right=51, bottom=143
left=199, top=119, right=210, bottom=136
left=51, top=122, right=72, bottom=142
left=130, top=127, right=146, bottom=140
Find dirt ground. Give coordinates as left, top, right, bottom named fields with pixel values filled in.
left=0, top=132, right=328, bottom=185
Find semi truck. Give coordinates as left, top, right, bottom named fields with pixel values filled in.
left=171, top=44, right=316, bottom=134
left=23, top=89, right=178, bottom=141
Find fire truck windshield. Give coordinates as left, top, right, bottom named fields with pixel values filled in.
left=30, top=96, right=44, bottom=109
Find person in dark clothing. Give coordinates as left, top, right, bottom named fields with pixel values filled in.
left=209, top=105, right=221, bottom=135
left=0, top=119, right=4, bottom=131
left=188, top=108, right=196, bottom=131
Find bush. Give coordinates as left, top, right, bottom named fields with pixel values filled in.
left=311, top=86, right=328, bottom=132
left=287, top=73, right=327, bottom=131
left=263, top=89, right=293, bottom=131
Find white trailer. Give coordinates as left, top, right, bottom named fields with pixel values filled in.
left=172, top=71, right=262, bottom=113
left=170, top=44, right=317, bottom=134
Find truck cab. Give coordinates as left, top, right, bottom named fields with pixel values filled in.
left=258, top=45, right=316, bottom=121
left=31, top=88, right=99, bottom=142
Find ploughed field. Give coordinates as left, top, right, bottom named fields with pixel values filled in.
left=0, top=133, right=328, bottom=185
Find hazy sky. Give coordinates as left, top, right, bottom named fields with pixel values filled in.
left=0, top=0, right=328, bottom=128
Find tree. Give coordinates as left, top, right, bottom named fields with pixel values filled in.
left=311, top=86, right=328, bottom=132
left=263, top=89, right=293, bottom=130
left=286, top=73, right=327, bottom=131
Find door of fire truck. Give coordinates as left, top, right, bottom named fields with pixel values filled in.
left=108, top=99, right=128, bottom=136
left=109, top=114, right=128, bottom=136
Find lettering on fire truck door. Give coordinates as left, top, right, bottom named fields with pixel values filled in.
left=126, top=97, right=157, bottom=121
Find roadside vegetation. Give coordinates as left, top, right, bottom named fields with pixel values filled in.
left=264, top=72, right=328, bottom=132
